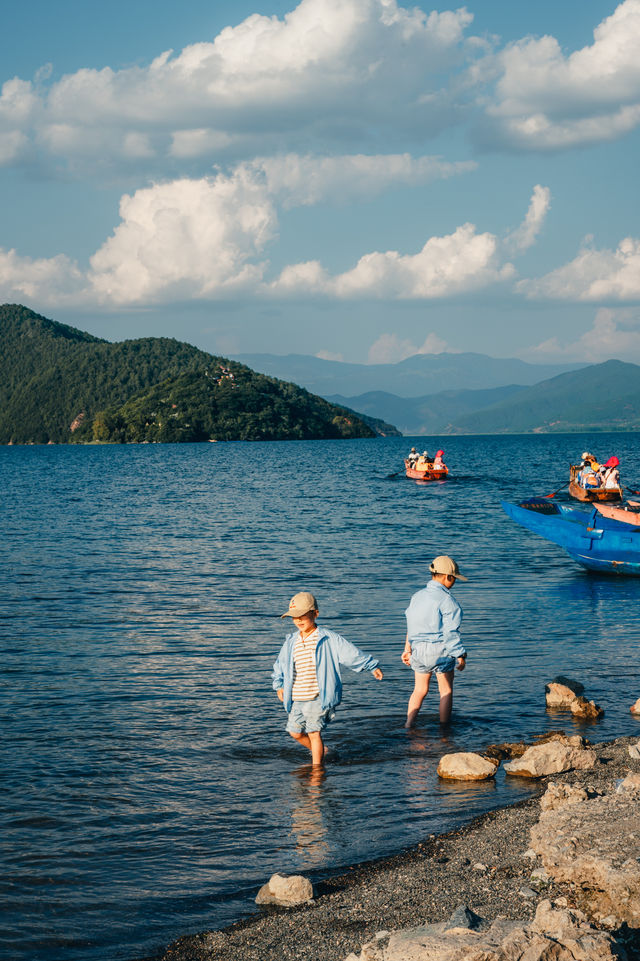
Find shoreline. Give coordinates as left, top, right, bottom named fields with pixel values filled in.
left=149, top=733, right=639, bottom=961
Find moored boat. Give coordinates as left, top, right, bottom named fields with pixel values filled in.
left=404, top=459, right=448, bottom=482
left=568, top=464, right=621, bottom=503
left=502, top=498, right=640, bottom=575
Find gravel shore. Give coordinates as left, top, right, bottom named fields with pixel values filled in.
left=150, top=735, right=638, bottom=961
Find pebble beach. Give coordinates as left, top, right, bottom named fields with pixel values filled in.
left=150, top=734, right=640, bottom=961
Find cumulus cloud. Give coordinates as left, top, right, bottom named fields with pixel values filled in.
left=520, top=236, right=640, bottom=301
left=0, top=0, right=476, bottom=177
left=0, top=248, right=86, bottom=304
left=271, top=223, right=515, bottom=299
left=477, top=0, right=640, bottom=150
left=529, top=308, right=640, bottom=361
left=367, top=331, right=449, bottom=363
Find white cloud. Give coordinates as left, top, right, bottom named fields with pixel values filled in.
left=88, top=169, right=276, bottom=304
left=477, top=0, right=640, bottom=150
left=315, top=349, right=344, bottom=361
left=0, top=248, right=85, bottom=304
left=529, top=307, right=640, bottom=361
left=368, top=331, right=450, bottom=363
left=255, top=153, right=477, bottom=207
left=520, top=236, right=640, bottom=301
left=0, top=0, right=476, bottom=177
left=272, top=223, right=515, bottom=299
left=504, top=184, right=550, bottom=254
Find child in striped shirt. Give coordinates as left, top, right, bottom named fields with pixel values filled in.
left=272, top=591, right=383, bottom=766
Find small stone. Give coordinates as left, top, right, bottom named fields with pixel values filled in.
left=523, top=848, right=538, bottom=860
left=519, top=886, right=537, bottom=898
left=255, top=873, right=314, bottom=907
left=570, top=696, right=604, bottom=719
left=443, top=905, right=487, bottom=932
left=628, top=742, right=640, bottom=760
left=473, top=863, right=486, bottom=872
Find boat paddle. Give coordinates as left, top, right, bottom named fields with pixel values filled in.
left=544, top=480, right=570, bottom=499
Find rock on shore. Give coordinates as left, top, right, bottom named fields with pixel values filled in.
left=152, top=737, right=639, bottom=961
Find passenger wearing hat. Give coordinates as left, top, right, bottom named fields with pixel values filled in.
left=600, top=456, right=621, bottom=491
left=433, top=449, right=445, bottom=469
left=408, top=446, right=419, bottom=467
left=272, top=592, right=383, bottom=766
left=401, top=556, right=468, bottom=728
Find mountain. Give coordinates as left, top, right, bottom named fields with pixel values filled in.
left=326, top=385, right=525, bottom=435
left=234, top=351, right=585, bottom=398
left=446, top=360, right=640, bottom=433
left=0, top=305, right=380, bottom=444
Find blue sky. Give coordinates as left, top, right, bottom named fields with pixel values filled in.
left=1, top=0, right=639, bottom=365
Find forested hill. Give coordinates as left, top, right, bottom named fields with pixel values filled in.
left=0, top=305, right=385, bottom=444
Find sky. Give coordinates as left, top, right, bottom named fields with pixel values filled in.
left=1, top=0, right=640, bottom=365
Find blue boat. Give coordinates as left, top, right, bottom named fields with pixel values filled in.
left=501, top=499, right=640, bottom=575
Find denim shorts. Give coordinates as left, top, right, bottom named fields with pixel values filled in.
left=286, top=698, right=335, bottom=734
left=410, top=641, right=458, bottom=675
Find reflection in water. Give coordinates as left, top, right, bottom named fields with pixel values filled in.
left=288, top=765, right=329, bottom=861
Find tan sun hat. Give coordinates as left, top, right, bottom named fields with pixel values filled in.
left=281, top=591, right=318, bottom=617
left=429, top=555, right=468, bottom=581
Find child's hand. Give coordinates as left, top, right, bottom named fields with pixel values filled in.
left=277, top=688, right=284, bottom=701
left=372, top=668, right=383, bottom=680
left=456, top=656, right=466, bottom=671
left=401, top=650, right=412, bottom=666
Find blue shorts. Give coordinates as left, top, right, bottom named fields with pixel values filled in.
left=410, top=641, right=460, bottom=675
left=286, top=699, right=335, bottom=734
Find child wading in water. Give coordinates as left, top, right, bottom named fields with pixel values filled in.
left=402, top=555, right=468, bottom=728
left=272, top=592, right=383, bottom=766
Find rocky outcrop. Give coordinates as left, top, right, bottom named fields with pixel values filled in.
left=571, top=696, right=604, bottom=719
left=545, top=676, right=585, bottom=708
left=255, top=873, right=314, bottom=907
left=631, top=698, right=640, bottom=716
left=503, top=737, right=597, bottom=778
left=344, top=900, right=625, bottom=961
left=530, top=774, right=640, bottom=927
left=437, top=752, right=498, bottom=781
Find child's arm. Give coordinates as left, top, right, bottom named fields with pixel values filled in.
left=332, top=632, right=381, bottom=674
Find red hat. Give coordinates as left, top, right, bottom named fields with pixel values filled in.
left=436, top=449, right=444, bottom=456
left=604, top=456, right=619, bottom=467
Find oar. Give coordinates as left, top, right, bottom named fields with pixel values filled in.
left=545, top=480, right=569, bottom=499
left=624, top=486, right=640, bottom=497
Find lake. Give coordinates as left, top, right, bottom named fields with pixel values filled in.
left=2, top=434, right=640, bottom=961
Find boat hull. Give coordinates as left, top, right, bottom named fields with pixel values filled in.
left=502, top=499, right=640, bottom=576
left=404, top=461, right=448, bottom=482
left=568, top=480, right=621, bottom=503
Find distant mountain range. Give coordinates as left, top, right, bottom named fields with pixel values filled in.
left=0, top=305, right=389, bottom=444
left=235, top=351, right=585, bottom=397
left=236, top=351, right=640, bottom=435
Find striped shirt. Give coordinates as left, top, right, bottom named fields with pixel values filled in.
left=291, top=629, right=320, bottom=700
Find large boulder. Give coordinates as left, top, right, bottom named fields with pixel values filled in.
left=437, top=753, right=498, bottom=781
left=530, top=776, right=640, bottom=926
left=631, top=698, right=640, bottom=716
left=571, top=696, right=604, bottom=719
left=504, top=740, right=597, bottom=778
left=344, top=900, right=624, bottom=961
left=255, top=873, right=314, bottom=907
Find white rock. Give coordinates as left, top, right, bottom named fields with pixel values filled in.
left=545, top=677, right=584, bottom=708
left=436, top=752, right=497, bottom=781
left=504, top=741, right=597, bottom=778
left=255, top=873, right=314, bottom=907
left=630, top=698, right=640, bottom=716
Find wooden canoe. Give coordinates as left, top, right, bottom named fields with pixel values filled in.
left=404, top=459, right=448, bottom=482
left=568, top=465, right=621, bottom=503
left=594, top=503, right=640, bottom=525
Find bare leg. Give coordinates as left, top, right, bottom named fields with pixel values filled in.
left=405, top=672, right=432, bottom=728
left=436, top=670, right=455, bottom=724
left=289, top=730, right=325, bottom=766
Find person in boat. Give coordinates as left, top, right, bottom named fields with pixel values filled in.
left=433, top=449, right=445, bottom=470
left=579, top=460, right=601, bottom=490
left=272, top=591, right=383, bottom=766
left=407, top=446, right=419, bottom=467
left=415, top=450, right=431, bottom=469
left=401, top=556, right=468, bottom=728
left=600, top=456, right=621, bottom=490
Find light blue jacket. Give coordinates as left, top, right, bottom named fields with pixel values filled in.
left=272, top=626, right=380, bottom=712
left=405, top=580, right=466, bottom=658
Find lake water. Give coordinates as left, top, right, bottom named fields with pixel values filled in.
left=2, top=435, right=640, bottom=961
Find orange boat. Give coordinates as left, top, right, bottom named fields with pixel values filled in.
left=404, top=459, right=448, bottom=482
left=568, top=465, right=621, bottom=503
left=594, top=503, right=640, bottom=525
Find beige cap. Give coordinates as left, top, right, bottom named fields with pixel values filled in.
left=281, top=591, right=318, bottom=617
left=430, top=555, right=468, bottom=581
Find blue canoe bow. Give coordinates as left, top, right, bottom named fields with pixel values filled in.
left=501, top=499, right=640, bottom=576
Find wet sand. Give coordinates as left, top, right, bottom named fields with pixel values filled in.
left=149, top=735, right=638, bottom=961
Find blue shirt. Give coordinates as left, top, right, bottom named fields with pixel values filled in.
left=272, top=626, right=380, bottom=713
left=405, top=580, right=465, bottom=657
